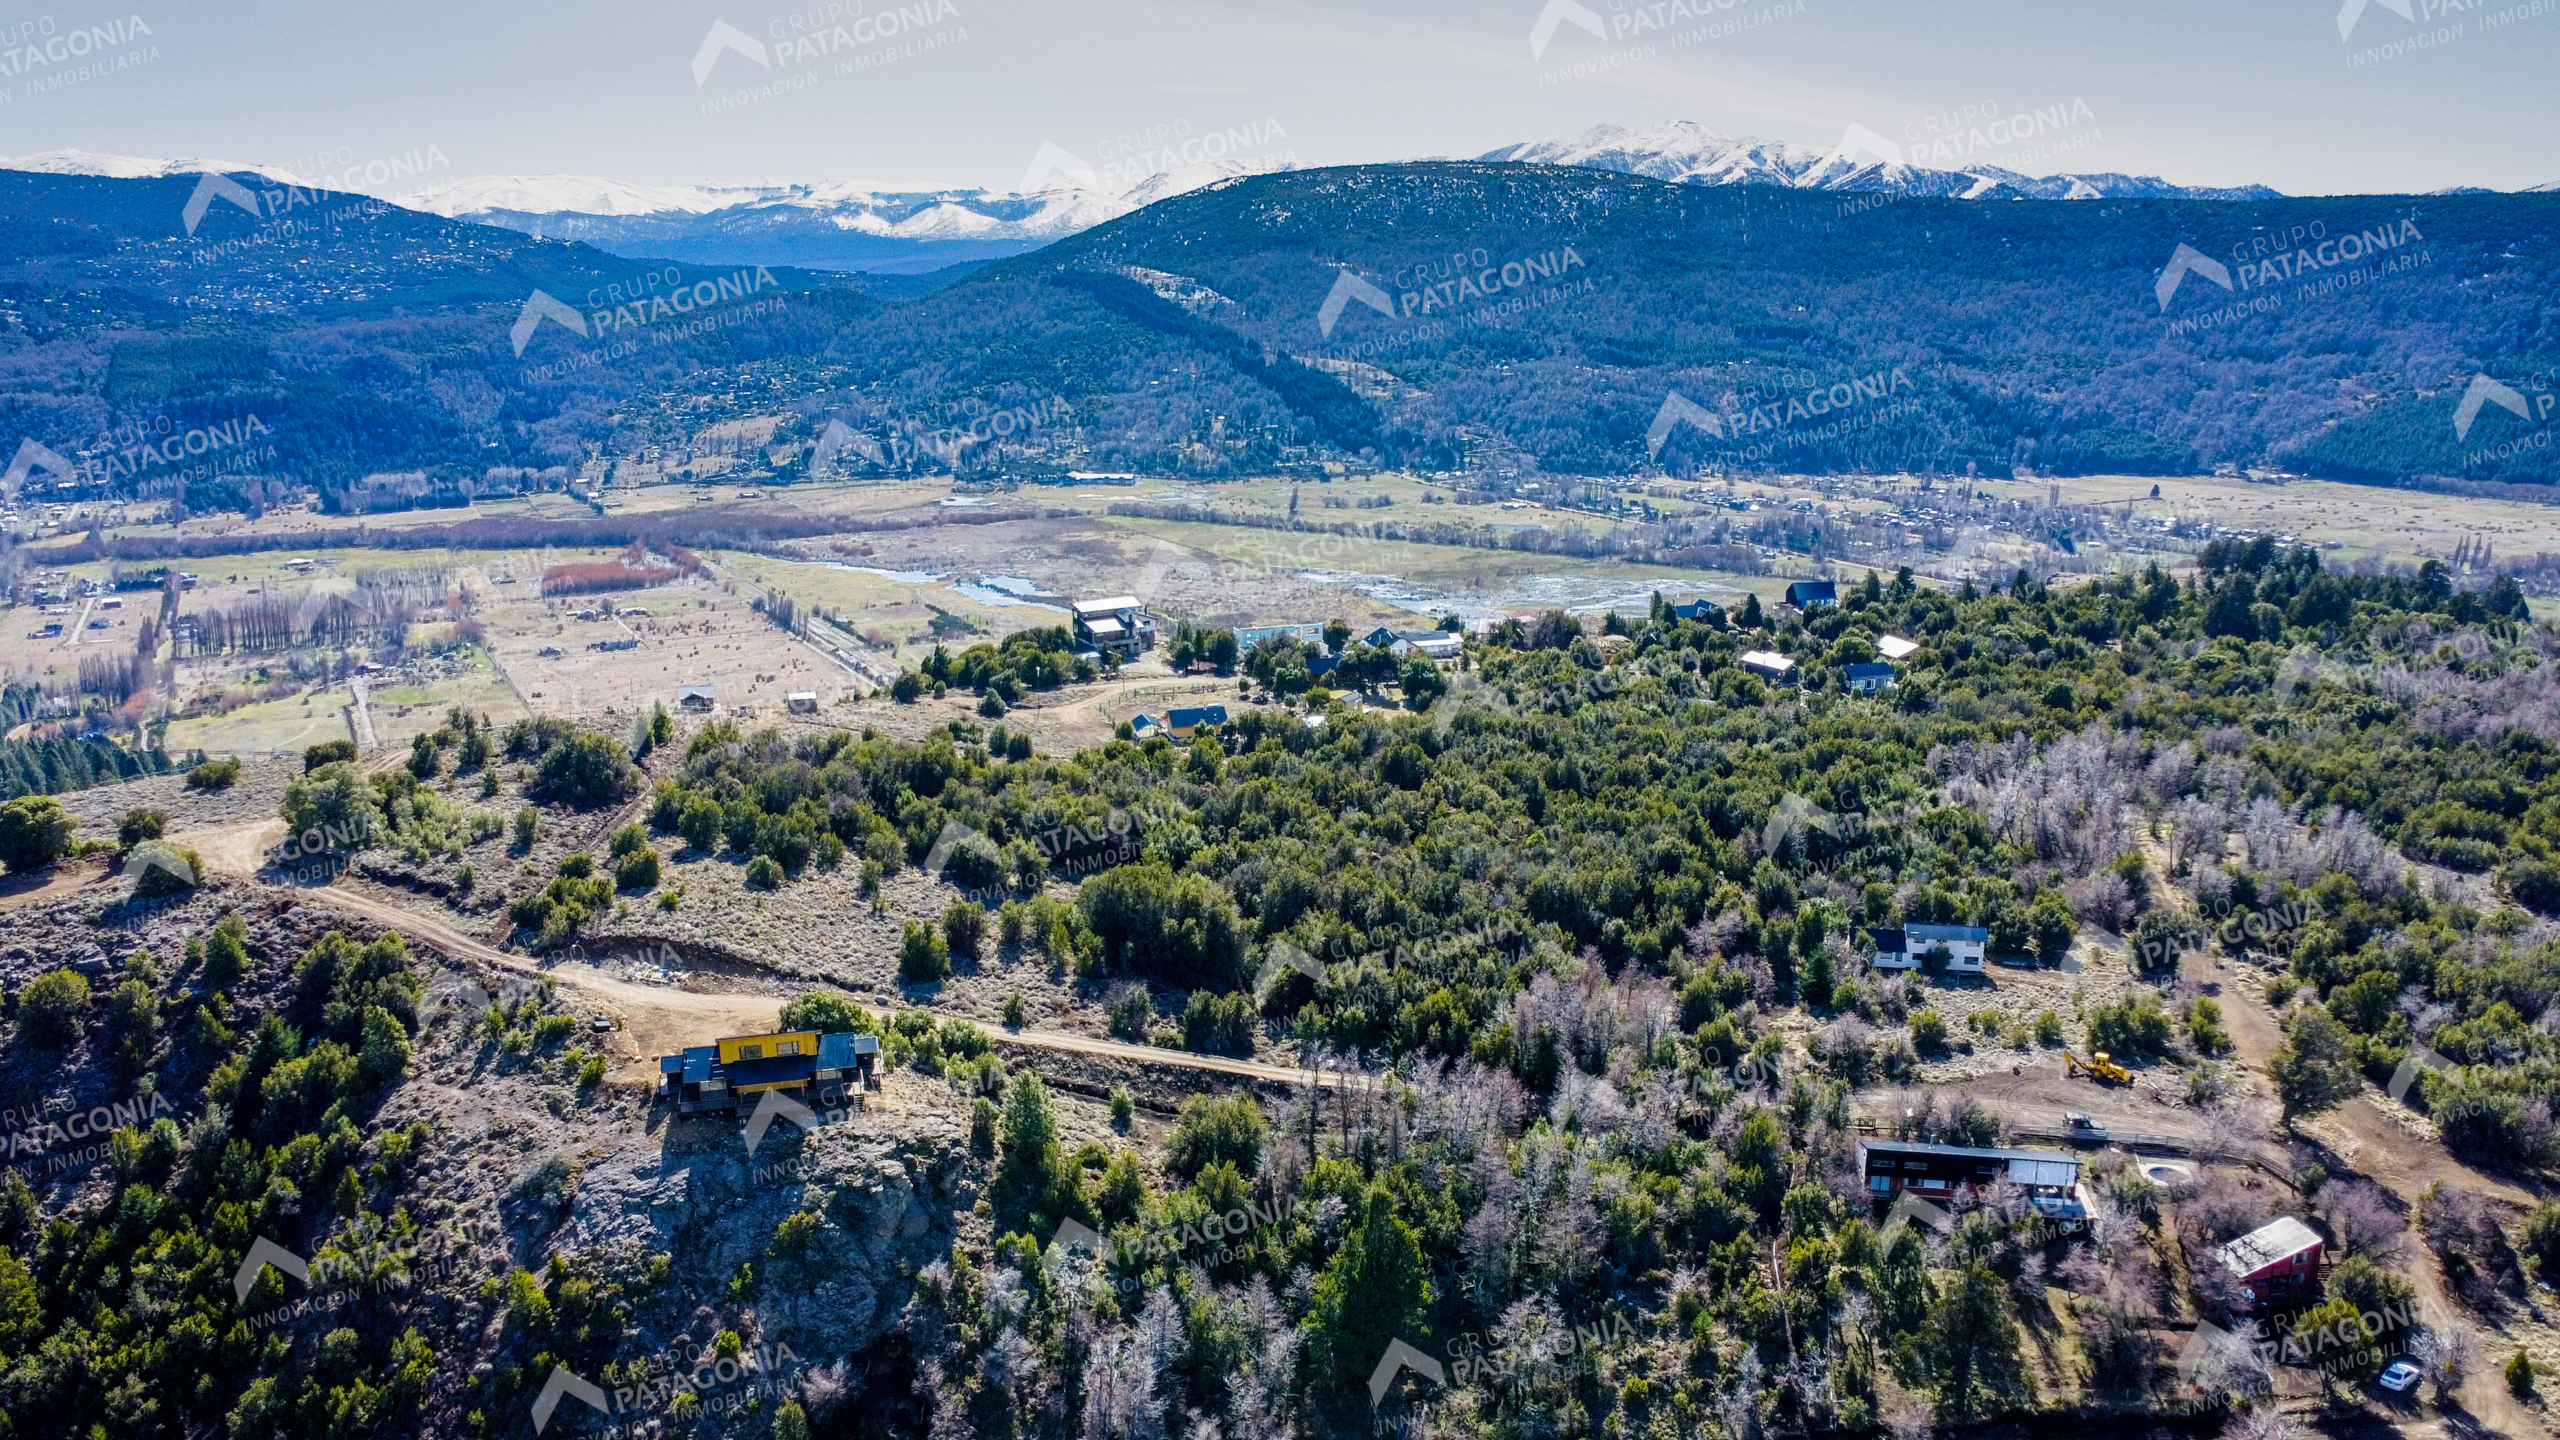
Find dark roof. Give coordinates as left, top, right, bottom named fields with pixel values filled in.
left=817, top=1032, right=873, bottom=1070
left=1787, top=581, right=1839, bottom=605
left=1859, top=1138, right=2084, bottom=1169
left=1168, top=705, right=1228, bottom=727
left=680, top=1047, right=718, bottom=1084
left=725, top=1054, right=819, bottom=1089
left=1867, top=927, right=1906, bottom=953
left=1909, top=923, right=1990, bottom=942
left=1845, top=662, right=1896, bottom=680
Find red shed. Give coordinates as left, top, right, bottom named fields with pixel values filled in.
left=2215, top=1216, right=2325, bottom=1309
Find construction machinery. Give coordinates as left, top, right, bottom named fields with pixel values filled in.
left=2065, top=1050, right=2133, bottom=1085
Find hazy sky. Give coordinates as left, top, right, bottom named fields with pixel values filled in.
left=0, top=0, right=2552, bottom=195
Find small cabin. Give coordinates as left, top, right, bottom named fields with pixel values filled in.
left=1845, top=661, right=1896, bottom=695
left=1167, top=705, right=1229, bottom=740
left=2215, top=1216, right=2325, bottom=1309
left=678, top=684, right=717, bottom=712
left=786, top=692, right=818, bottom=714
left=1785, top=581, right=1838, bottom=610
left=1740, top=650, right=1799, bottom=683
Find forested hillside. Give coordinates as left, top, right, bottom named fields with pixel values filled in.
left=1, top=166, right=2553, bottom=516
left=607, top=546, right=2560, bottom=1432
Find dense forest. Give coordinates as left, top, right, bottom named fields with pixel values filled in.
left=565, top=544, right=2560, bottom=1434
left=0, top=167, right=2554, bottom=516
left=11, top=536, right=2560, bottom=1434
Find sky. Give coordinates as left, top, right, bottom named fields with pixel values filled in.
left=0, top=0, right=2553, bottom=197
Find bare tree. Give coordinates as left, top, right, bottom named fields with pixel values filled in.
left=2317, top=1178, right=2407, bottom=1262
left=2413, top=1324, right=2474, bottom=1404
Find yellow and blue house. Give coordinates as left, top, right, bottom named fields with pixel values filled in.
left=658, top=1029, right=877, bottom=1115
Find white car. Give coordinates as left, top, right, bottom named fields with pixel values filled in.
left=2378, top=1359, right=2421, bottom=1393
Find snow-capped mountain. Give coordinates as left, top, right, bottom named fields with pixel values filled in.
left=0, top=123, right=2313, bottom=276
left=0, top=148, right=305, bottom=184
left=1477, top=121, right=2286, bottom=202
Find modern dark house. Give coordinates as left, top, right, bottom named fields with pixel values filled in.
left=659, top=1028, right=878, bottom=1115
left=1785, top=580, right=1839, bottom=609
left=1858, top=1138, right=2090, bottom=1225
left=1869, top=922, right=1989, bottom=973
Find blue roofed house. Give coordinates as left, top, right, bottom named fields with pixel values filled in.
left=1671, top=599, right=1722, bottom=623
left=1167, top=705, right=1229, bottom=739
left=1785, top=580, right=1838, bottom=610
left=1845, top=661, right=1896, bottom=695
left=1359, top=625, right=1400, bottom=649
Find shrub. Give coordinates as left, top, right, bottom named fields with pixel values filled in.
left=615, top=848, right=661, bottom=891
left=1909, top=1008, right=1949, bottom=1053
left=124, top=840, right=199, bottom=897
left=185, top=757, right=242, bottom=791
left=17, top=970, right=90, bottom=1048
left=2510, top=1349, right=2535, bottom=1395
left=2087, top=990, right=2176, bottom=1062
left=280, top=763, right=380, bottom=856
left=745, top=855, right=784, bottom=890
left=512, top=806, right=538, bottom=849
left=303, top=740, right=357, bottom=772
left=1109, top=1085, right=1135, bottom=1130
left=1182, top=990, right=1257, bottom=1055
left=1002, top=991, right=1026, bottom=1028
left=117, top=807, right=167, bottom=847
left=608, top=823, right=649, bottom=858
left=530, top=730, right=636, bottom=809
left=942, top=901, right=986, bottom=962
left=899, top=922, right=950, bottom=983
left=779, top=990, right=876, bottom=1034
left=1165, top=1094, right=1266, bottom=1183
left=2033, top=1009, right=2066, bottom=1045
left=1106, top=982, right=1153, bottom=1040
left=0, top=796, right=76, bottom=874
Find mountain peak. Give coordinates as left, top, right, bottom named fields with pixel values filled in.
left=1477, top=120, right=2285, bottom=202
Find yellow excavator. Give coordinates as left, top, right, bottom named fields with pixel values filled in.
left=2065, top=1050, right=2133, bottom=1085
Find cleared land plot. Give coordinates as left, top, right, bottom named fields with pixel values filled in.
left=475, top=573, right=854, bottom=721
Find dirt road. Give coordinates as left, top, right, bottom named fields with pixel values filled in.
left=2186, top=950, right=2551, bottom=1437
left=262, top=879, right=1346, bottom=1092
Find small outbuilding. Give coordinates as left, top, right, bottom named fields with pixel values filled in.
left=1740, top=650, right=1799, bottom=683
left=678, top=684, right=717, bottom=712
left=2215, top=1216, right=2325, bottom=1309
